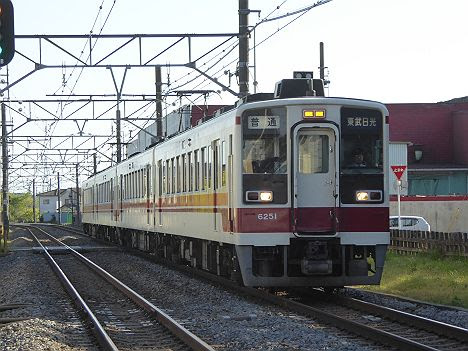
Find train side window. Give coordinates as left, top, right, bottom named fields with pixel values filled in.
left=158, top=160, right=162, bottom=196
left=171, top=158, right=176, bottom=194
left=176, top=156, right=181, bottom=193
left=165, top=160, right=169, bottom=194
left=208, top=145, right=212, bottom=189
left=136, top=171, right=140, bottom=198
left=194, top=150, right=199, bottom=191
left=124, top=175, right=127, bottom=200
left=201, top=147, right=207, bottom=191
left=182, top=154, right=187, bottom=192
left=213, top=140, right=220, bottom=190
left=188, top=152, right=193, bottom=192
left=221, top=140, right=226, bottom=187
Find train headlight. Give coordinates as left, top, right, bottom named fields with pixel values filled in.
left=356, top=191, right=370, bottom=201
left=356, top=190, right=383, bottom=202
left=259, top=191, right=273, bottom=202
left=246, top=191, right=273, bottom=202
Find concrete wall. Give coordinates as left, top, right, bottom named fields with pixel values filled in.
left=390, top=196, right=468, bottom=232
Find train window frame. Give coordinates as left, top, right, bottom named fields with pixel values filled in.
left=241, top=107, right=287, bottom=175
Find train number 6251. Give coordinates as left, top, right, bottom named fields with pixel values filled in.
left=257, top=213, right=277, bottom=220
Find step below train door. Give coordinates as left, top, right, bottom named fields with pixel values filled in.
left=293, top=125, right=337, bottom=234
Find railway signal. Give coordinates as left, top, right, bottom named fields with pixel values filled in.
left=0, top=0, right=15, bottom=67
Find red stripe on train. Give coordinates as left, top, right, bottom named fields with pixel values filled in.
left=338, top=207, right=389, bottom=232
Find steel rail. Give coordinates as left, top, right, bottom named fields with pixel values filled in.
left=57, top=224, right=465, bottom=350
left=31, top=225, right=215, bottom=351
left=318, top=291, right=468, bottom=343
left=113, top=242, right=456, bottom=351
left=25, top=227, right=119, bottom=351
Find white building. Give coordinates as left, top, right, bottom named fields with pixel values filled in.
left=37, top=188, right=78, bottom=223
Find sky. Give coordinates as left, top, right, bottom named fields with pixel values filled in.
left=9, top=0, right=467, bottom=103
left=3, top=0, right=468, bottom=191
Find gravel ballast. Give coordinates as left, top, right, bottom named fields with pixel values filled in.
left=2, top=226, right=467, bottom=350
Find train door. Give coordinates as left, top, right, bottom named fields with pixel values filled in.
left=293, top=126, right=337, bottom=234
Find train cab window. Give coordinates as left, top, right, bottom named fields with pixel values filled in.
left=241, top=107, right=288, bottom=204
left=340, top=108, right=383, bottom=175
left=242, top=107, right=287, bottom=174
left=340, top=108, right=384, bottom=204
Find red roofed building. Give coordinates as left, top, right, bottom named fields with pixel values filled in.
left=387, top=101, right=468, bottom=195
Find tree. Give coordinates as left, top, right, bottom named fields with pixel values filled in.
left=9, top=193, right=38, bottom=223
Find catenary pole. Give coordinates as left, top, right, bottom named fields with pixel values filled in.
left=1, top=103, right=9, bottom=251
left=238, top=0, right=249, bottom=97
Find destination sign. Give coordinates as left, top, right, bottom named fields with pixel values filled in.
left=247, top=115, right=280, bottom=129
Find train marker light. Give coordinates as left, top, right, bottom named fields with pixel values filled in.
left=0, top=0, right=15, bottom=67
left=303, top=109, right=326, bottom=119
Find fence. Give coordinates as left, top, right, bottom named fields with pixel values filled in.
left=390, top=230, right=468, bottom=257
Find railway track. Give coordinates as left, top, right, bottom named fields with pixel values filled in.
left=112, top=238, right=468, bottom=351
left=39, top=224, right=468, bottom=350
left=281, top=288, right=468, bottom=351
left=26, top=225, right=214, bottom=351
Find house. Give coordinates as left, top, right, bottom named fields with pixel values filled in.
left=37, top=188, right=78, bottom=224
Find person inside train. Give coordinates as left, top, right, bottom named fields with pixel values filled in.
left=349, top=148, right=367, bottom=167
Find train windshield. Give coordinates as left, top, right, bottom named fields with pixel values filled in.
left=242, top=107, right=287, bottom=174
left=340, top=107, right=383, bottom=174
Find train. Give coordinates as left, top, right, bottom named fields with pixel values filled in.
left=81, top=76, right=390, bottom=287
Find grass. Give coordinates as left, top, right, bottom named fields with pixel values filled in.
left=362, top=251, right=468, bottom=308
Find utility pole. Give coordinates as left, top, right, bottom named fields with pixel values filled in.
left=238, top=0, right=250, bottom=97
left=32, top=179, right=36, bottom=223
left=75, top=163, right=80, bottom=225
left=1, top=103, right=9, bottom=251
left=93, top=153, right=97, bottom=175
left=319, top=42, right=325, bottom=80
left=57, top=172, right=61, bottom=225
left=155, top=66, right=163, bottom=142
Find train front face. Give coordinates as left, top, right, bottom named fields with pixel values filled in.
left=236, top=99, right=389, bottom=287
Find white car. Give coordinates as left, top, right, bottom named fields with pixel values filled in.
left=389, top=216, right=431, bottom=231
